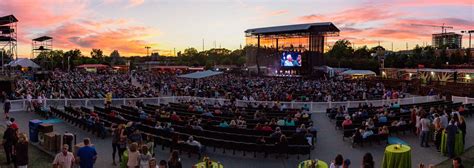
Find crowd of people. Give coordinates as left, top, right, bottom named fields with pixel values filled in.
left=414, top=105, right=468, bottom=158
left=13, top=71, right=159, bottom=100
left=8, top=70, right=399, bottom=103
left=326, top=153, right=466, bottom=168
left=2, top=70, right=470, bottom=168
left=2, top=117, right=28, bottom=168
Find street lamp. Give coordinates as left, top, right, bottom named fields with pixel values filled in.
left=461, top=30, right=474, bottom=49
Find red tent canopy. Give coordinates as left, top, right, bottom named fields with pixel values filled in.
left=76, top=64, right=108, bottom=68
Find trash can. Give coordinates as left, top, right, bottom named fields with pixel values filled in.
left=29, top=119, right=43, bottom=142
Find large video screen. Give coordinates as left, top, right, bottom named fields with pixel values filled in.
left=280, top=52, right=302, bottom=67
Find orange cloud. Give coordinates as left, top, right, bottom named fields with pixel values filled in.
left=127, top=0, right=145, bottom=8
left=43, top=20, right=159, bottom=56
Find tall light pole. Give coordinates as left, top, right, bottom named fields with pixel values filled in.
left=1, top=49, right=4, bottom=73
left=145, top=46, right=151, bottom=56
left=461, top=30, right=473, bottom=49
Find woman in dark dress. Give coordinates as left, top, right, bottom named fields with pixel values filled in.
left=14, top=133, right=28, bottom=168
left=168, top=150, right=182, bottom=168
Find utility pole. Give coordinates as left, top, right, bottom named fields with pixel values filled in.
left=391, top=42, right=394, bottom=51
left=1, top=49, right=3, bottom=73
left=145, top=46, right=151, bottom=56
left=202, top=39, right=205, bottom=51
left=174, top=48, right=176, bottom=56
left=406, top=42, right=408, bottom=50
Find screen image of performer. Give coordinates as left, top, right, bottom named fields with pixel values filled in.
left=297, top=54, right=302, bottom=66
left=284, top=54, right=294, bottom=66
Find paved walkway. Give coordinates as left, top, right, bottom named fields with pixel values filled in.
left=5, top=109, right=474, bottom=168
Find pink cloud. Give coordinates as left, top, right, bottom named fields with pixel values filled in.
left=297, top=5, right=399, bottom=26
left=0, top=0, right=87, bottom=28
left=395, top=0, right=472, bottom=7
left=268, top=10, right=289, bottom=17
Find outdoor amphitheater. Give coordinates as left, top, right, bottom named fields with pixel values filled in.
left=1, top=69, right=473, bottom=168
left=0, top=1, right=473, bottom=167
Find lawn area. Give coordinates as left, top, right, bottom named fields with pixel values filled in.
left=435, top=146, right=474, bottom=168
left=0, top=126, right=53, bottom=168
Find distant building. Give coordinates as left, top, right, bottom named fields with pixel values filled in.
left=432, top=32, right=462, bottom=49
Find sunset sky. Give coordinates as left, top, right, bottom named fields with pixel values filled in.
left=0, top=0, right=473, bottom=57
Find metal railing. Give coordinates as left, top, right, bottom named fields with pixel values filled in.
left=8, top=95, right=440, bottom=113
left=452, top=96, right=474, bottom=104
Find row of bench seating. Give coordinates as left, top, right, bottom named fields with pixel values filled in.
left=93, top=105, right=313, bottom=159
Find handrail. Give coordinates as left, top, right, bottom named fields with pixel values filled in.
left=7, top=95, right=440, bottom=113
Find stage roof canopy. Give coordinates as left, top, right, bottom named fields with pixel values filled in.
left=0, top=15, right=18, bottom=25
left=5, top=58, right=40, bottom=68
left=178, top=70, right=223, bottom=79
left=245, top=22, right=339, bottom=35
left=33, top=36, right=53, bottom=42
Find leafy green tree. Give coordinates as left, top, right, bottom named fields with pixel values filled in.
left=353, top=46, right=370, bottom=58
left=90, top=49, right=104, bottom=63
left=109, top=50, right=124, bottom=66
left=327, top=40, right=353, bottom=59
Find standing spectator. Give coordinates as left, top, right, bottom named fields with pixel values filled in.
left=433, top=113, right=443, bottom=151
left=419, top=114, right=431, bottom=147
left=129, top=129, right=143, bottom=144
left=458, top=116, right=466, bottom=145
left=362, top=153, right=374, bottom=168
left=77, top=138, right=97, bottom=168
left=330, top=154, right=344, bottom=168
left=127, top=142, right=140, bottom=168
left=167, top=150, right=182, bottom=168
left=452, top=157, right=464, bottom=168
left=148, top=158, right=158, bottom=168
left=112, top=124, right=125, bottom=165
left=139, top=145, right=152, bottom=168
left=53, top=144, right=75, bottom=168
left=343, top=159, right=351, bottom=168
left=446, top=120, right=458, bottom=158
left=14, top=133, right=28, bottom=168
left=145, top=135, right=155, bottom=157
left=4, top=98, right=11, bottom=119
left=158, top=160, right=167, bottom=168
left=118, top=137, right=128, bottom=164
left=3, top=122, right=17, bottom=165
left=26, top=93, right=33, bottom=112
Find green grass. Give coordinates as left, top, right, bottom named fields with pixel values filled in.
left=0, top=126, right=53, bottom=168
left=435, top=146, right=474, bottom=168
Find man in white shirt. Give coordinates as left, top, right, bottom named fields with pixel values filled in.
left=26, top=93, right=33, bottom=112
left=420, top=115, right=431, bottom=147
left=187, top=136, right=205, bottom=153
left=53, top=144, right=75, bottom=168
left=440, top=112, right=449, bottom=128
